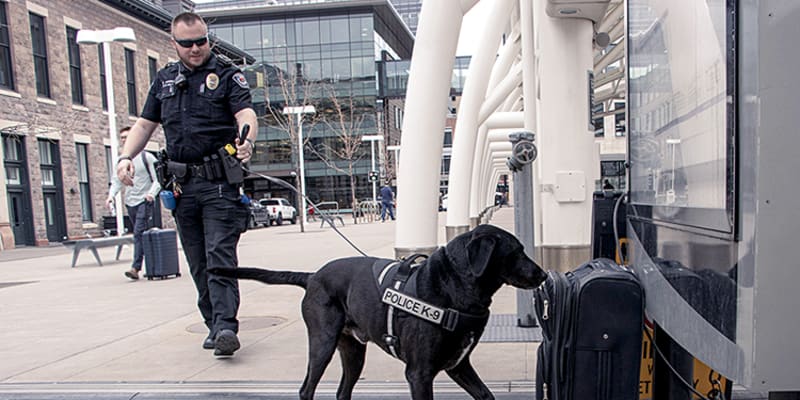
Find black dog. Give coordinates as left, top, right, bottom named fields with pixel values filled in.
left=214, top=224, right=546, bottom=399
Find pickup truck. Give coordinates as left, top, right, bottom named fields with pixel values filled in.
left=259, top=198, right=297, bottom=225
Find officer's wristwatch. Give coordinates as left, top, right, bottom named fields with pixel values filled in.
left=117, top=155, right=132, bottom=164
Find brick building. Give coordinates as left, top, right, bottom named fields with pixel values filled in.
left=0, top=0, right=249, bottom=249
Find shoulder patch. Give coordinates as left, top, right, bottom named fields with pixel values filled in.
left=232, top=72, right=249, bottom=89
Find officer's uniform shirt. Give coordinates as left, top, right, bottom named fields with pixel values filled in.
left=141, top=54, right=252, bottom=164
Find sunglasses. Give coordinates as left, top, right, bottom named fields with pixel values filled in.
left=173, top=35, right=208, bottom=48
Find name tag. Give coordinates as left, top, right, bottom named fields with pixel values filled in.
left=382, top=288, right=444, bottom=324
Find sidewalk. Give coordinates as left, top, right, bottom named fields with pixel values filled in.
left=0, top=207, right=538, bottom=397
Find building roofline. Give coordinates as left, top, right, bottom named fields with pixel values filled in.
left=197, top=0, right=415, bottom=54
left=98, top=0, right=255, bottom=65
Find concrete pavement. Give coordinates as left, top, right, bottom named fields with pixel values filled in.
left=0, top=207, right=539, bottom=398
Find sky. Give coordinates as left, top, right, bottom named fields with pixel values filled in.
left=456, top=1, right=490, bottom=57
left=192, top=0, right=490, bottom=57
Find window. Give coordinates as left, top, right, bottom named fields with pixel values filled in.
left=3, top=135, right=22, bottom=185
left=30, top=13, right=50, bottom=97
left=614, top=102, right=626, bottom=137
left=125, top=48, right=137, bottom=115
left=594, top=116, right=605, bottom=137
left=443, top=129, right=452, bottom=147
left=38, top=141, right=57, bottom=188
left=394, top=106, right=403, bottom=130
left=148, top=56, right=158, bottom=84
left=98, top=45, right=107, bottom=110
left=66, top=27, right=84, bottom=105
left=592, top=102, right=605, bottom=137
left=76, top=143, right=93, bottom=221
left=441, top=155, right=451, bottom=176
left=0, top=3, right=14, bottom=90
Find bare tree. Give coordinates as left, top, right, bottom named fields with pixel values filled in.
left=303, top=84, right=369, bottom=223
left=254, top=62, right=375, bottom=225
left=258, top=62, right=320, bottom=232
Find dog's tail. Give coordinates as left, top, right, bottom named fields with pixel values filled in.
left=212, top=267, right=310, bottom=289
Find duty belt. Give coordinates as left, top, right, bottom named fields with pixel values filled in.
left=181, top=158, right=225, bottom=181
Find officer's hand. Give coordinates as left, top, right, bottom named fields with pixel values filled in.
left=117, top=159, right=135, bottom=186
left=235, top=138, right=253, bottom=163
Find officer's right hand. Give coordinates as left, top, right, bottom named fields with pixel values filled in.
left=116, top=159, right=135, bottom=186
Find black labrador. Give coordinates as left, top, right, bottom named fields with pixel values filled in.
left=214, top=224, right=546, bottom=400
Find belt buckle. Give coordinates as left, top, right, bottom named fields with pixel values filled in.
left=441, top=309, right=458, bottom=331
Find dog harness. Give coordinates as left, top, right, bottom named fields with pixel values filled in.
left=373, top=254, right=489, bottom=359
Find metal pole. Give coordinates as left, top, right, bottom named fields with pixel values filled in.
left=508, top=131, right=538, bottom=327
left=297, top=114, right=307, bottom=227
left=370, top=140, right=377, bottom=203
left=103, top=42, right=124, bottom=237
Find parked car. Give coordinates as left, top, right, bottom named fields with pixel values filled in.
left=259, top=198, right=297, bottom=225
left=248, top=201, right=271, bottom=229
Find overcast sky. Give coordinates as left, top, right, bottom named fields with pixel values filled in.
left=456, top=1, right=489, bottom=57
left=193, top=0, right=489, bottom=57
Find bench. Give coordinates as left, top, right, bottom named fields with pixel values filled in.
left=315, top=201, right=345, bottom=227
left=63, top=235, right=135, bottom=268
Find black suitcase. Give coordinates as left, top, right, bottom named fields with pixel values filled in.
left=143, top=228, right=181, bottom=280
left=534, top=258, right=643, bottom=400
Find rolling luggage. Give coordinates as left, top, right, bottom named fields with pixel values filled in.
left=534, top=258, right=643, bottom=400
left=143, top=228, right=181, bottom=280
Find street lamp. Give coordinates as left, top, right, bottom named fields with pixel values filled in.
left=362, top=135, right=384, bottom=203
left=76, top=27, right=136, bottom=237
left=387, top=144, right=400, bottom=183
left=282, top=105, right=316, bottom=227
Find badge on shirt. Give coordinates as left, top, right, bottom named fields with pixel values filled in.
left=233, top=72, right=248, bottom=89
left=206, top=73, right=219, bottom=90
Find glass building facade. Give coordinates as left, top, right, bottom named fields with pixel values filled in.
left=202, top=1, right=413, bottom=209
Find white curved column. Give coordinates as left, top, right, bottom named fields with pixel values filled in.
left=470, top=62, right=523, bottom=221
left=444, top=0, right=516, bottom=240
left=478, top=63, right=523, bottom=123
left=395, top=0, right=478, bottom=257
left=486, top=112, right=524, bottom=129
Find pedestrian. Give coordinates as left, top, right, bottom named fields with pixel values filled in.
left=115, top=12, right=258, bottom=358
left=380, top=183, right=395, bottom=222
left=603, top=179, right=615, bottom=190
left=107, top=127, right=161, bottom=281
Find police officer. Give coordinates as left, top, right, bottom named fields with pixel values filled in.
left=116, top=12, right=258, bottom=358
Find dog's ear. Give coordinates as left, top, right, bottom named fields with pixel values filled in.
left=467, top=235, right=496, bottom=277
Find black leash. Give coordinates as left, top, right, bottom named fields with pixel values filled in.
left=241, top=165, right=369, bottom=257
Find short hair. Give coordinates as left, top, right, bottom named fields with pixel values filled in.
left=171, top=12, right=206, bottom=32
left=119, top=126, right=132, bottom=133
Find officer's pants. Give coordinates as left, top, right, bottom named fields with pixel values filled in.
left=173, top=176, right=248, bottom=335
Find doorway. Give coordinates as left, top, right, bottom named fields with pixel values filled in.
left=39, top=140, right=67, bottom=243
left=3, top=134, right=35, bottom=246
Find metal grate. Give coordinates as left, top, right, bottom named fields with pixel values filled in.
left=480, top=313, right=542, bottom=343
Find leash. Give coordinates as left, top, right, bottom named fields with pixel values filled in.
left=241, top=165, right=368, bottom=257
